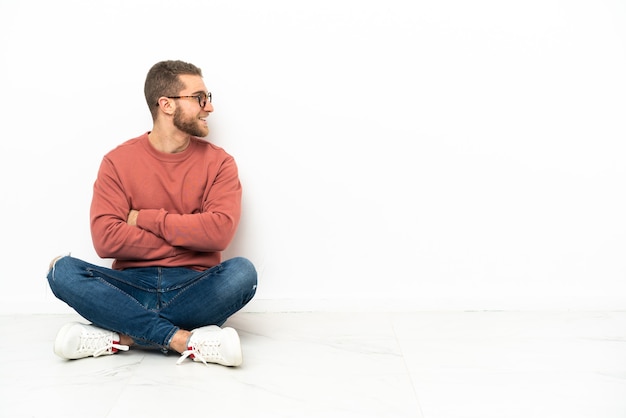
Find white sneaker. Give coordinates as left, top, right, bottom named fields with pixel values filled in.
left=177, top=325, right=243, bottom=367
left=54, top=322, right=129, bottom=359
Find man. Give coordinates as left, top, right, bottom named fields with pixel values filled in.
left=47, top=60, right=257, bottom=367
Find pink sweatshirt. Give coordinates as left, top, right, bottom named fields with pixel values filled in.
left=90, top=132, right=242, bottom=271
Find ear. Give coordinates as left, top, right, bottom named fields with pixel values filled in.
left=156, top=97, right=176, bottom=115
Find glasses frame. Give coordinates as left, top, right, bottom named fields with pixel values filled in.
left=159, top=92, right=212, bottom=108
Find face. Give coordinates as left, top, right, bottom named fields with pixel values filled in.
left=171, top=74, right=213, bottom=137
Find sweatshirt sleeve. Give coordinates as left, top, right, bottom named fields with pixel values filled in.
left=90, top=156, right=179, bottom=260
left=135, top=156, right=242, bottom=252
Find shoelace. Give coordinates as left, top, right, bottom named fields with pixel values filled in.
left=79, top=330, right=130, bottom=357
left=177, top=338, right=223, bottom=366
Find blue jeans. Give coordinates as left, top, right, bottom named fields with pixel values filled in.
left=47, top=256, right=257, bottom=350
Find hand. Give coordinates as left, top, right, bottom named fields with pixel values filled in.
left=127, top=209, right=139, bottom=226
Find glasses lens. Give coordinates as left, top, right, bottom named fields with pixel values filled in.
left=197, top=93, right=211, bottom=107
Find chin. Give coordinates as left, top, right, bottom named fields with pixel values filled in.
left=197, top=125, right=209, bottom=137
left=188, top=127, right=209, bottom=138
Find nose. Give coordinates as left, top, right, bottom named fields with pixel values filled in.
left=204, top=101, right=214, bottom=112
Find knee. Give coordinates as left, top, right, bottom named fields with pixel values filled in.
left=227, top=257, right=258, bottom=288
left=228, top=257, right=257, bottom=305
left=47, top=256, right=69, bottom=297
left=47, top=255, right=77, bottom=289
left=48, top=255, right=71, bottom=279
left=48, top=255, right=65, bottom=272
left=223, top=257, right=257, bottom=298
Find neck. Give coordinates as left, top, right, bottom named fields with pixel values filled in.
left=148, top=126, right=191, bottom=154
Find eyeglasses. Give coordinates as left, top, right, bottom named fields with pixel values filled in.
left=161, top=92, right=212, bottom=108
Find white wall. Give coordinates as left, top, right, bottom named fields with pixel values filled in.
left=1, top=0, right=625, bottom=313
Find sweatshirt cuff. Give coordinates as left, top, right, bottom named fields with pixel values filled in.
left=136, top=208, right=167, bottom=238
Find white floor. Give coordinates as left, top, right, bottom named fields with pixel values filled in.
left=1, top=311, right=625, bottom=418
